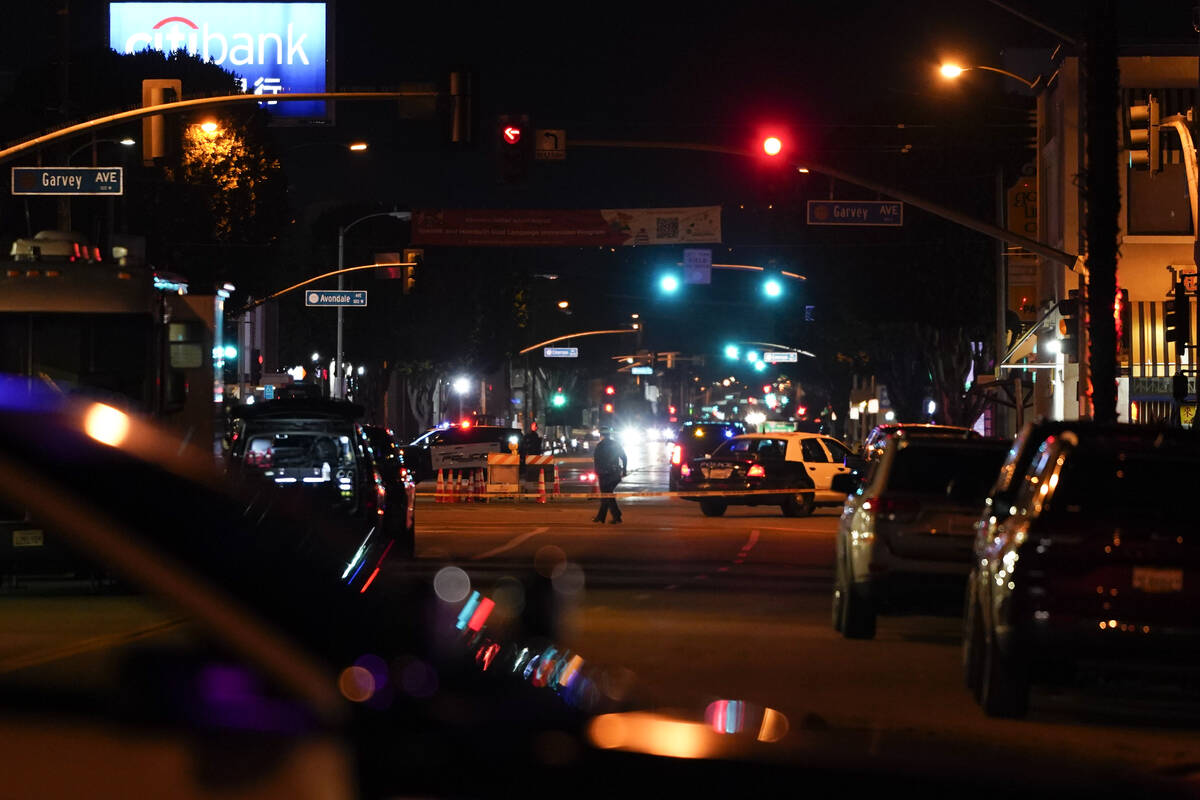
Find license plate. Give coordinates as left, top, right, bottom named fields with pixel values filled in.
left=706, top=467, right=731, bottom=479
left=12, top=529, right=43, bottom=548
left=1132, top=567, right=1183, bottom=593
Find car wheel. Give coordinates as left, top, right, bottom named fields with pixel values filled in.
left=840, top=574, right=876, bottom=640
left=831, top=555, right=848, bottom=632
left=781, top=490, right=815, bottom=517
left=963, top=591, right=985, bottom=699
left=699, top=500, right=727, bottom=517
left=980, top=630, right=1030, bottom=718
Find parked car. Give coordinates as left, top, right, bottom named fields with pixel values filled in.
left=227, top=398, right=401, bottom=572
left=862, top=423, right=980, bottom=461
left=668, top=421, right=746, bottom=491
left=401, top=424, right=523, bottom=482
left=963, top=423, right=1200, bottom=719
left=832, top=436, right=1010, bottom=639
left=360, top=424, right=418, bottom=558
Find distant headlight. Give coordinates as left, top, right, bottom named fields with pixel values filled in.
left=619, top=428, right=641, bottom=447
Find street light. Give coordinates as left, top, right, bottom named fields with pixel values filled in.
left=66, top=137, right=136, bottom=165
left=453, top=376, right=471, bottom=420
left=335, top=210, right=410, bottom=398
left=938, top=62, right=1039, bottom=90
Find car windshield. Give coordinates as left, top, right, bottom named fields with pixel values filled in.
left=1046, top=447, right=1200, bottom=523
left=885, top=442, right=1009, bottom=503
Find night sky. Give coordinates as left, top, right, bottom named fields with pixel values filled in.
left=0, top=1, right=1196, bottom=361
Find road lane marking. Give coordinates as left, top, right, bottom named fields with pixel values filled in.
left=470, top=526, right=550, bottom=560
left=0, top=617, right=186, bottom=675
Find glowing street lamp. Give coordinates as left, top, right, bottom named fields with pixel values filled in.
left=938, top=62, right=1038, bottom=90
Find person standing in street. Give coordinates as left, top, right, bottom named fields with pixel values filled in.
left=592, top=426, right=628, bottom=523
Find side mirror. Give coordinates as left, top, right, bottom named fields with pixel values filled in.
left=832, top=472, right=861, bottom=495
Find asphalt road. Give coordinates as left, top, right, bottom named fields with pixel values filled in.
left=5, top=439, right=1200, bottom=785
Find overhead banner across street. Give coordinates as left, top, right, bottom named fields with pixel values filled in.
left=411, top=206, right=722, bottom=247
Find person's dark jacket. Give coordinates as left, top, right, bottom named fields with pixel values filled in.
left=593, top=437, right=627, bottom=480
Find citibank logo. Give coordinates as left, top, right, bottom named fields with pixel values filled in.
left=123, top=15, right=311, bottom=66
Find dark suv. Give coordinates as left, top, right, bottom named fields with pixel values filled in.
left=669, top=421, right=746, bottom=491
left=228, top=399, right=409, bottom=569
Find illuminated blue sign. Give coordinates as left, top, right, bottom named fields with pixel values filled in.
left=109, top=2, right=328, bottom=120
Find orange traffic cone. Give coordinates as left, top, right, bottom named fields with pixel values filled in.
left=436, top=469, right=445, bottom=503
left=537, top=469, right=547, bottom=504
left=473, top=468, right=483, bottom=502
left=552, top=465, right=561, bottom=496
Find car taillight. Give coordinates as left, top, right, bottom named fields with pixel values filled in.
left=863, top=496, right=920, bottom=518
left=747, top=464, right=766, bottom=478
left=583, top=471, right=597, bottom=482
left=671, top=444, right=682, bottom=465
left=680, top=464, right=691, bottom=477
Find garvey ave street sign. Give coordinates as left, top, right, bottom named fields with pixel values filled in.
left=12, top=166, right=124, bottom=196
left=543, top=347, right=579, bottom=358
left=305, top=290, right=367, bottom=307
left=807, top=200, right=902, bottom=227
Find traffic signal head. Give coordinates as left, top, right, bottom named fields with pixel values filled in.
left=1128, top=94, right=1161, bottom=172
left=762, top=136, right=783, bottom=157
left=604, top=385, right=615, bottom=395
left=1057, top=292, right=1080, bottom=359
left=497, top=113, right=531, bottom=183
left=763, top=277, right=783, bottom=299
left=659, top=273, right=681, bottom=293
left=724, top=344, right=739, bottom=360
left=551, top=391, right=567, bottom=408
left=1167, top=281, right=1191, bottom=346
left=603, top=402, right=614, bottom=414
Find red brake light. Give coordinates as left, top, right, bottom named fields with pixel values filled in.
left=460, top=421, right=471, bottom=429
left=866, top=496, right=920, bottom=517
left=671, top=444, right=682, bottom=465
left=747, top=464, right=766, bottom=478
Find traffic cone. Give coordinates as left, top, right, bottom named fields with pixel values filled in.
left=436, top=469, right=445, bottom=503
left=474, top=468, right=483, bottom=502
left=537, top=469, right=547, bottom=504
left=451, top=470, right=460, bottom=503
left=552, top=465, right=561, bottom=496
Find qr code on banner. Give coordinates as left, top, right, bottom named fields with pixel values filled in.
left=656, top=217, right=679, bottom=239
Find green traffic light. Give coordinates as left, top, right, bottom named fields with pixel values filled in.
left=551, top=393, right=567, bottom=407
left=724, top=344, right=739, bottom=360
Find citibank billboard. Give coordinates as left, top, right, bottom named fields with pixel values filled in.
left=109, top=2, right=329, bottom=121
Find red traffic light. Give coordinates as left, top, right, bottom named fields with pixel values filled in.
left=762, top=136, right=783, bottom=156
left=604, top=385, right=615, bottom=395
left=603, top=403, right=614, bottom=414
left=502, top=125, right=522, bottom=145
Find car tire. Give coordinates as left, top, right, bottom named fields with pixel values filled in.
left=699, top=500, right=727, bottom=517
left=963, top=591, right=985, bottom=700
left=781, top=490, right=815, bottom=517
left=980, top=630, right=1030, bottom=718
left=832, top=555, right=848, bottom=633
left=841, top=577, right=876, bottom=640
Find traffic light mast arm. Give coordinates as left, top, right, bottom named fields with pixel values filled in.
left=0, top=92, right=436, bottom=166
left=518, top=329, right=637, bottom=355
left=1160, top=114, right=1200, bottom=238
left=231, top=259, right=416, bottom=317
left=572, top=139, right=1083, bottom=272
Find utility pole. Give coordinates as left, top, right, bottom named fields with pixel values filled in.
left=1084, top=0, right=1120, bottom=423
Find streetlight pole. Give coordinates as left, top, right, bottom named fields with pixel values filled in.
left=334, top=210, right=410, bottom=398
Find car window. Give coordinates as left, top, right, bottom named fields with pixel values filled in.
left=800, top=438, right=830, bottom=463
left=822, top=438, right=852, bottom=462
left=715, top=438, right=753, bottom=456
left=756, top=438, right=788, bottom=459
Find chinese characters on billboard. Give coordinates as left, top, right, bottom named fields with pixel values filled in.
left=109, top=2, right=329, bottom=121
